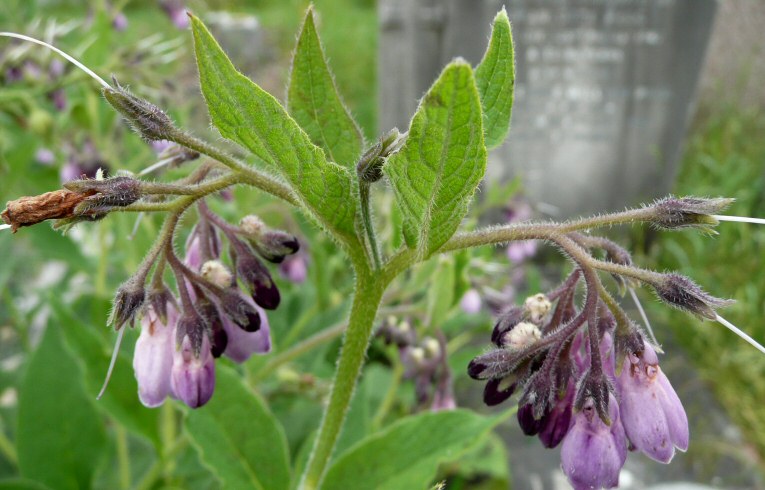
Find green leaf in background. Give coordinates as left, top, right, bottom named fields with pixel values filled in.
left=426, top=257, right=456, bottom=330
left=322, top=409, right=497, bottom=490
left=0, top=479, right=52, bottom=490
left=287, top=7, right=364, bottom=167
left=17, top=326, right=107, bottom=490
left=385, top=61, right=487, bottom=256
left=475, top=7, right=515, bottom=150
left=48, top=295, right=161, bottom=447
left=185, top=366, right=291, bottom=490
left=190, top=15, right=358, bottom=242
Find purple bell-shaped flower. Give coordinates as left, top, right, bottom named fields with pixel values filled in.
left=133, top=304, right=177, bottom=407
left=561, top=394, right=627, bottom=490
left=171, top=333, right=215, bottom=408
left=222, top=294, right=272, bottom=363
left=616, top=341, right=689, bottom=463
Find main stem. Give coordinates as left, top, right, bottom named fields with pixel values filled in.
left=299, top=268, right=385, bottom=490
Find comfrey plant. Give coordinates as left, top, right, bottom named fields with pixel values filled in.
left=2, top=7, right=764, bottom=490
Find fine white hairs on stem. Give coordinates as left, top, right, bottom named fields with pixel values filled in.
left=713, top=215, right=765, bottom=225
left=97, top=326, right=126, bottom=400
left=0, top=224, right=11, bottom=232
left=0, top=32, right=110, bottom=89
left=138, top=156, right=177, bottom=176
left=629, top=287, right=663, bottom=354
left=715, top=314, right=765, bottom=356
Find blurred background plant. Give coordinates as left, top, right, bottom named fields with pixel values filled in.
left=0, top=1, right=763, bottom=489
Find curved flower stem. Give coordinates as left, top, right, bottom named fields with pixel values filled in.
left=359, top=182, right=382, bottom=270
left=167, top=130, right=299, bottom=206
left=299, top=268, right=386, bottom=490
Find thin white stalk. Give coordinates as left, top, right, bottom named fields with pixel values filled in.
left=97, top=327, right=126, bottom=400
left=138, top=157, right=176, bottom=176
left=128, top=213, right=145, bottom=241
left=629, top=287, right=663, bottom=353
left=713, top=215, right=765, bottom=225
left=0, top=32, right=110, bottom=89
left=715, top=314, right=765, bottom=356
left=0, top=224, right=11, bottom=232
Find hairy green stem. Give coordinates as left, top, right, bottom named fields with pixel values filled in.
left=115, top=425, right=131, bottom=490
left=168, top=131, right=299, bottom=206
left=359, top=182, right=382, bottom=269
left=299, top=268, right=386, bottom=490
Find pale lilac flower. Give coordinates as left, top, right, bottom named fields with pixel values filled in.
left=616, top=341, right=689, bottom=463
left=222, top=295, right=272, bottom=363
left=112, top=12, right=128, bottom=31
left=171, top=334, right=215, bottom=408
left=161, top=0, right=189, bottom=29
left=507, top=239, right=537, bottom=263
left=280, top=253, right=307, bottom=284
left=430, top=378, right=456, bottom=412
left=561, top=394, right=627, bottom=490
left=34, top=148, right=55, bottom=166
left=459, top=288, right=482, bottom=314
left=133, top=304, right=177, bottom=407
left=184, top=234, right=203, bottom=271
left=60, top=160, right=82, bottom=183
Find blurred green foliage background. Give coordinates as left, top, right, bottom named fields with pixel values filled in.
left=0, top=0, right=764, bottom=489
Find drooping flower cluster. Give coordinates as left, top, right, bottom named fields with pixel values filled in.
left=467, top=265, right=710, bottom=489
left=378, top=317, right=456, bottom=412
left=129, top=204, right=299, bottom=408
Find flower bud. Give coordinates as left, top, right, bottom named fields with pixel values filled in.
left=357, top=128, right=403, bottom=183
left=255, top=230, right=300, bottom=263
left=64, top=175, right=142, bottom=215
left=491, top=306, right=524, bottom=346
left=217, top=289, right=262, bottom=333
left=171, top=334, right=215, bottom=408
left=240, top=215, right=265, bottom=237
left=201, top=260, right=233, bottom=288
left=524, top=293, right=551, bottom=323
left=103, top=80, right=178, bottom=142
left=108, top=277, right=146, bottom=330
left=652, top=273, right=733, bottom=320
left=222, top=299, right=271, bottom=363
left=652, top=196, right=734, bottom=232
left=133, top=304, right=177, bottom=407
left=482, top=375, right=516, bottom=406
left=236, top=251, right=280, bottom=310
left=501, top=322, right=541, bottom=350
left=421, top=337, right=440, bottom=359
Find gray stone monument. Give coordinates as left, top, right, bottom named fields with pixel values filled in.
left=378, top=0, right=717, bottom=217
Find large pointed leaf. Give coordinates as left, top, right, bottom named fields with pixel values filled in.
left=385, top=61, right=486, bottom=256
left=287, top=7, right=363, bottom=167
left=322, top=409, right=496, bottom=490
left=475, top=8, right=515, bottom=150
left=190, top=15, right=358, bottom=242
left=17, top=326, right=107, bottom=490
left=185, top=366, right=290, bottom=490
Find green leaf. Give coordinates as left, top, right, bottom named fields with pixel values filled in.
left=185, top=366, right=290, bottom=490
left=385, top=61, right=487, bottom=256
left=475, top=8, right=515, bottom=150
left=322, top=409, right=496, bottom=490
left=0, top=479, right=53, bottom=490
left=17, top=326, right=107, bottom=490
left=287, top=7, right=363, bottom=167
left=190, top=15, right=358, bottom=242
left=48, top=295, right=161, bottom=447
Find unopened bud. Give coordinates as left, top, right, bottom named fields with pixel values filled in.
left=409, top=346, right=426, bottom=366
left=217, top=290, right=262, bottom=333
left=524, top=294, right=551, bottom=323
left=103, top=79, right=178, bottom=142
left=64, top=175, right=142, bottom=215
left=502, top=322, right=541, bottom=350
left=652, top=196, right=734, bottom=233
left=652, top=273, right=733, bottom=320
left=492, top=306, right=525, bottom=346
left=357, top=128, right=404, bottom=183
left=239, top=215, right=265, bottom=237
left=201, top=260, right=233, bottom=288
left=256, top=230, right=300, bottom=263
left=108, top=278, right=146, bottom=330
left=236, top=252, right=280, bottom=310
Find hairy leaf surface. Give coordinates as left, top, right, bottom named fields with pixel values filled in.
left=385, top=61, right=486, bottom=256
left=475, top=8, right=515, bottom=149
left=190, top=15, right=357, bottom=241
left=287, top=7, right=363, bottom=167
